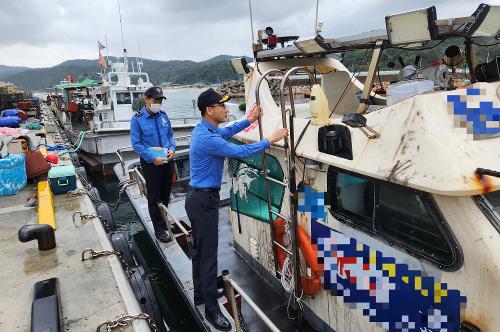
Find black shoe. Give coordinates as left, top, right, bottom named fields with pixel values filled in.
left=155, top=231, right=169, bottom=243
left=205, top=309, right=231, bottom=331
left=194, top=288, right=225, bottom=306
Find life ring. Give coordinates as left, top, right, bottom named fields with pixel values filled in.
left=273, top=217, right=322, bottom=296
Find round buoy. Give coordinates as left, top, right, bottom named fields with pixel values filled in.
left=70, top=153, right=81, bottom=167
left=129, top=266, right=166, bottom=332
left=95, top=202, right=116, bottom=232
left=45, top=154, right=59, bottom=164
left=76, top=166, right=89, bottom=183
left=86, top=186, right=101, bottom=201
left=238, top=102, right=246, bottom=111
left=109, top=232, right=135, bottom=269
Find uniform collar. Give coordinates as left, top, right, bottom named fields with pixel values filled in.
left=141, top=106, right=164, bottom=118
left=200, top=119, right=217, bottom=132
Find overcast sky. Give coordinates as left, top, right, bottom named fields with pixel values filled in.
left=0, top=0, right=496, bottom=68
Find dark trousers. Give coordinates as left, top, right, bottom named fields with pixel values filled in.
left=185, top=190, right=220, bottom=314
left=140, top=158, right=173, bottom=234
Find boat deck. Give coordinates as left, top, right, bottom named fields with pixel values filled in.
left=116, top=161, right=301, bottom=331
left=0, top=112, right=148, bottom=331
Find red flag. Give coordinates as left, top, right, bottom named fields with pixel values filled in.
left=98, top=50, right=107, bottom=69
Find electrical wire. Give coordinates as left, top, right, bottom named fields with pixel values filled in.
left=471, top=40, right=500, bottom=47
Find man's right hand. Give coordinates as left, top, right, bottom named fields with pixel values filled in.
left=153, top=157, right=166, bottom=166
left=266, top=128, right=289, bottom=143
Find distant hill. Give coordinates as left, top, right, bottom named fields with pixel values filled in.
left=0, top=65, right=30, bottom=80
left=1, top=55, right=251, bottom=92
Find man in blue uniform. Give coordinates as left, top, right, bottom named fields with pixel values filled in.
left=131, top=86, right=176, bottom=243
left=186, top=88, right=288, bottom=330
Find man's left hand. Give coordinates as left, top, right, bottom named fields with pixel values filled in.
left=167, top=149, right=175, bottom=161
left=248, top=106, right=262, bottom=123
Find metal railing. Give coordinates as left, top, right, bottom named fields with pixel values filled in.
left=116, top=146, right=133, bottom=175
left=157, top=203, right=191, bottom=247
left=222, top=270, right=280, bottom=332
left=169, top=116, right=200, bottom=126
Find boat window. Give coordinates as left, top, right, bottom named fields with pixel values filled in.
left=336, top=172, right=374, bottom=228
left=475, top=191, right=500, bottom=233
left=329, top=168, right=461, bottom=270
left=132, top=92, right=145, bottom=112
left=116, top=92, right=132, bottom=105
left=228, top=150, right=285, bottom=223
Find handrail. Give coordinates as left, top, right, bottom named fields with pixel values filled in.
left=161, top=204, right=190, bottom=237
left=131, top=167, right=146, bottom=197
left=222, top=270, right=280, bottom=332
left=278, top=66, right=317, bottom=326
left=254, top=69, right=285, bottom=277
left=116, top=146, right=133, bottom=175
left=158, top=203, right=175, bottom=243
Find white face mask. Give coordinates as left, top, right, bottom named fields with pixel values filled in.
left=150, top=103, right=162, bottom=114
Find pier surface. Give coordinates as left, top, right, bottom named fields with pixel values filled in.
left=0, top=112, right=145, bottom=331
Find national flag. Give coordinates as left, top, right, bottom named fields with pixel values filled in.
left=98, top=50, right=107, bottom=69
left=98, top=41, right=105, bottom=50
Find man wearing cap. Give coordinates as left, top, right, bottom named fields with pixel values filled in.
left=131, top=86, right=175, bottom=243
left=186, top=88, right=288, bottom=330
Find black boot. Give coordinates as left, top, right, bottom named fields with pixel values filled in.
left=205, top=308, right=231, bottom=331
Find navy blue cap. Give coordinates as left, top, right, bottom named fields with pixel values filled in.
left=145, top=86, right=166, bottom=100
left=197, top=88, right=231, bottom=112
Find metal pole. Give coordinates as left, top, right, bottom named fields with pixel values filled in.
left=248, top=0, right=255, bottom=43
left=222, top=270, right=241, bottom=332
left=279, top=67, right=317, bottom=330
left=105, top=34, right=110, bottom=67
left=117, top=0, right=126, bottom=53
left=315, top=0, right=320, bottom=35
left=228, top=276, right=281, bottom=332
left=255, top=69, right=285, bottom=277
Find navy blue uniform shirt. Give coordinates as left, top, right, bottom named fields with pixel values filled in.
left=189, top=118, right=270, bottom=188
left=130, top=106, right=176, bottom=163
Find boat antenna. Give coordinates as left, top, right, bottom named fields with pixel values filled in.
left=315, top=0, right=320, bottom=35
left=248, top=0, right=255, bottom=44
left=105, top=34, right=110, bottom=68
left=137, top=36, right=144, bottom=74
left=117, top=0, right=127, bottom=71
left=248, top=0, right=259, bottom=72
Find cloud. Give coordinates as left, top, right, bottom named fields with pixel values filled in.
left=0, top=0, right=491, bottom=67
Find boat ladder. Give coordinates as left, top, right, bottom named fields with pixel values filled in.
left=255, top=66, right=317, bottom=328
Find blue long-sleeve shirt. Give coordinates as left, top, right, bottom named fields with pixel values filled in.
left=130, top=107, right=176, bottom=163
left=189, top=118, right=270, bottom=188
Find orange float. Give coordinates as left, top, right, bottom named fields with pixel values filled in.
left=273, top=217, right=322, bottom=296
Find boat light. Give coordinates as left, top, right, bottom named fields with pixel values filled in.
left=464, top=4, right=500, bottom=38
left=342, top=113, right=380, bottom=139
left=385, top=6, right=439, bottom=45
left=294, top=35, right=333, bottom=54
left=341, top=113, right=367, bottom=128
left=264, top=27, right=277, bottom=49
left=230, top=58, right=250, bottom=75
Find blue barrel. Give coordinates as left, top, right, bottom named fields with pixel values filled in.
left=2, top=109, right=19, bottom=117
left=0, top=154, right=27, bottom=196
left=0, top=116, right=22, bottom=127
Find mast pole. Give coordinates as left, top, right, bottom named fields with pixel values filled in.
left=315, top=0, right=320, bottom=34
left=117, top=0, right=127, bottom=71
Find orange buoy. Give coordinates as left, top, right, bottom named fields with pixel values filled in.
left=273, top=217, right=322, bottom=296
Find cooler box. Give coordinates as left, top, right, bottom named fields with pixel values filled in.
left=48, top=165, right=77, bottom=195
left=0, top=154, right=27, bottom=196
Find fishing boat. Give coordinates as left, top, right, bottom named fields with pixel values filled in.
left=50, top=52, right=198, bottom=175
left=224, top=3, right=500, bottom=332
left=114, top=3, right=499, bottom=332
